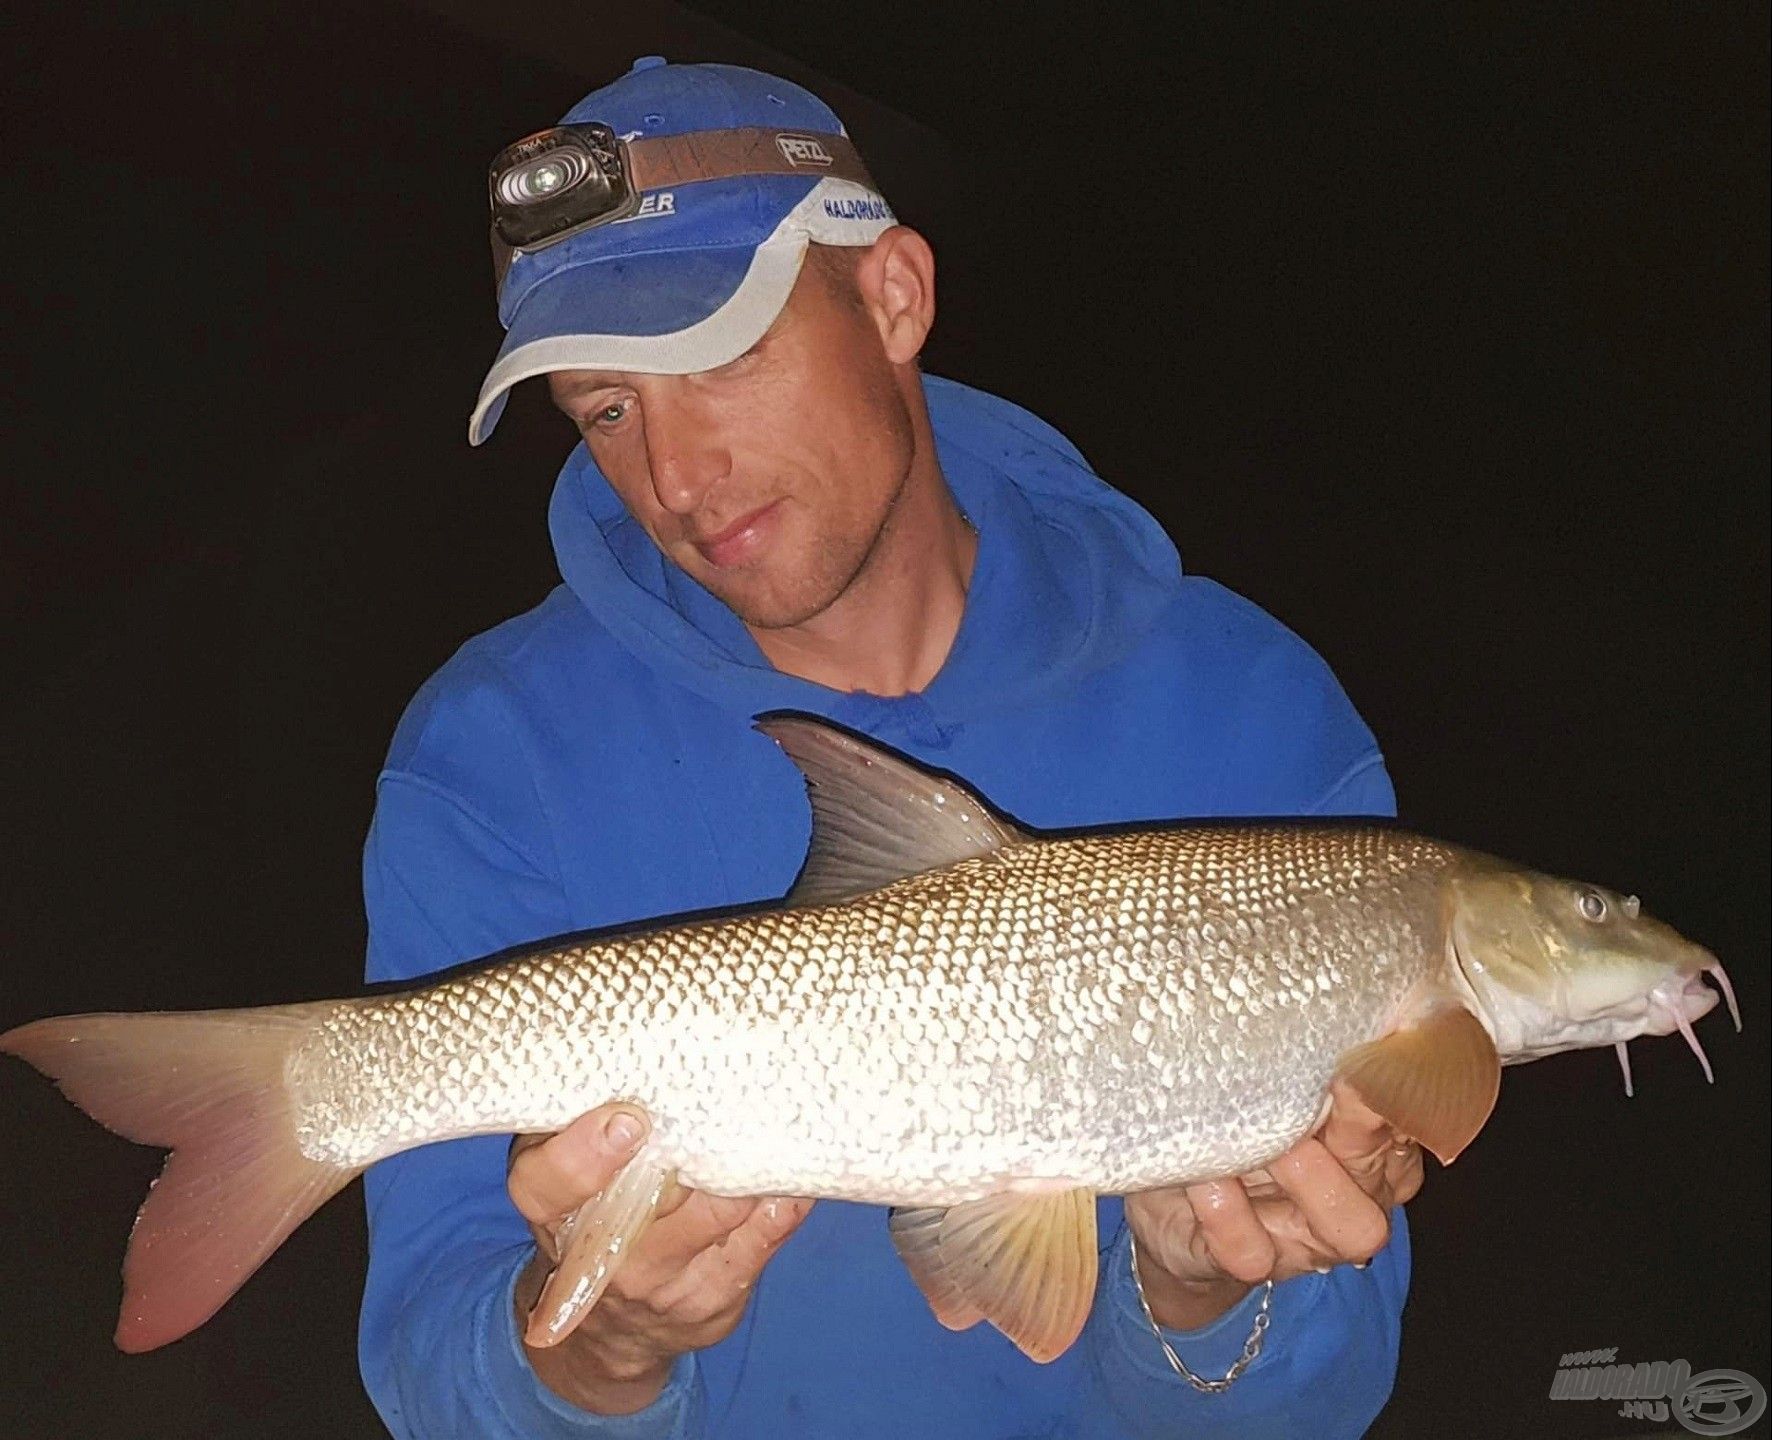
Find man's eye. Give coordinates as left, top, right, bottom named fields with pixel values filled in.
left=585, top=400, right=630, bottom=430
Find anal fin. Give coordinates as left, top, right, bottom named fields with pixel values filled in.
left=524, top=1154, right=674, bottom=1348
left=1333, top=996, right=1500, bottom=1165
left=888, top=1187, right=1098, bottom=1364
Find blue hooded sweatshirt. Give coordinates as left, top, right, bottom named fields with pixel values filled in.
left=357, top=374, right=1408, bottom=1439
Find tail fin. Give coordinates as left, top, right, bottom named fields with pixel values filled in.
left=1, top=1002, right=360, bottom=1352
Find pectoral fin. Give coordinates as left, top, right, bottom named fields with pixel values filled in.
left=525, top=1154, right=675, bottom=1348
left=888, top=1187, right=1098, bottom=1364
left=1333, top=1001, right=1501, bottom=1165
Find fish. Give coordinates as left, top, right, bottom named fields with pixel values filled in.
left=0, top=716, right=1740, bottom=1364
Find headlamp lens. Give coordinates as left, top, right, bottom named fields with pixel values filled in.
left=496, top=150, right=596, bottom=207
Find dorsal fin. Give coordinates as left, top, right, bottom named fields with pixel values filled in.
left=756, top=716, right=1028, bottom=906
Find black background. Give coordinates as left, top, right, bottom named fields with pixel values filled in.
left=2, top=3, right=1766, bottom=1436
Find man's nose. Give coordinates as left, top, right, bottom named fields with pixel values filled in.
left=640, top=383, right=729, bottom=516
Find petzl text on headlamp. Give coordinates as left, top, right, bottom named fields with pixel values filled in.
left=487, top=124, right=880, bottom=290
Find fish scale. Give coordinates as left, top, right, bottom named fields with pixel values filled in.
left=289, top=825, right=1462, bottom=1204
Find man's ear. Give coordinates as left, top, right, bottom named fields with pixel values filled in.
left=858, top=227, right=937, bottom=365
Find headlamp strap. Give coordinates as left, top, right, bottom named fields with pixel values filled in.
left=624, top=126, right=877, bottom=193
left=490, top=125, right=880, bottom=291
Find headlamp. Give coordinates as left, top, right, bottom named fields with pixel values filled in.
left=489, top=124, right=638, bottom=255
left=486, top=122, right=881, bottom=291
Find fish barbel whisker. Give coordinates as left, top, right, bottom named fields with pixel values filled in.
left=1706, top=961, right=1742, bottom=1032
left=1614, top=1040, right=1634, bottom=1098
left=1639, top=966, right=1729, bottom=1085
left=1667, top=1001, right=1715, bottom=1085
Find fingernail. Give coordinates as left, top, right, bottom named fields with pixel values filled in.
left=1353, top=1260, right=1370, bottom=1271
left=605, top=1112, right=643, bottom=1151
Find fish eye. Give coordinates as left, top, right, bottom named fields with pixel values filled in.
left=1622, top=894, right=1641, bottom=919
left=1577, top=889, right=1608, bottom=922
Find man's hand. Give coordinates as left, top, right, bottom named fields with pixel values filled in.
left=508, top=1104, right=813, bottom=1416
left=1126, top=1081, right=1424, bottom=1331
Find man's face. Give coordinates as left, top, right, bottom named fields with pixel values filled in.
left=547, top=249, right=918, bottom=631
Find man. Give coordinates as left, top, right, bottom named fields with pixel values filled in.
left=359, top=57, right=1419, bottom=1438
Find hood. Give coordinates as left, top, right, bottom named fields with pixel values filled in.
left=546, top=372, right=1185, bottom=727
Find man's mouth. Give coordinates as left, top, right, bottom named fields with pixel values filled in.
left=693, top=501, right=780, bottom=569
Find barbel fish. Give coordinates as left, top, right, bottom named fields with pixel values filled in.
left=0, top=718, right=1740, bottom=1363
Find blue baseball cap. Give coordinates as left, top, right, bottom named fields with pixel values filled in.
left=469, top=57, right=898, bottom=444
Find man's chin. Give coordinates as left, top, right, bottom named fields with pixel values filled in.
left=699, top=572, right=837, bottom=633
left=726, top=593, right=833, bottom=632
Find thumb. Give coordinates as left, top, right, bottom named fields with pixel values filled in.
left=508, top=1104, right=651, bottom=1231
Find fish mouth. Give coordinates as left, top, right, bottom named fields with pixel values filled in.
left=1612, top=963, right=1741, bottom=1095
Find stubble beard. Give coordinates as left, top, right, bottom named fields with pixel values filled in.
left=723, top=464, right=915, bottom=633
left=718, top=508, right=889, bottom=631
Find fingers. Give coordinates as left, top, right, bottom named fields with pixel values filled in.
left=1383, top=1138, right=1426, bottom=1206
left=508, top=1105, right=650, bottom=1230
left=709, top=1196, right=815, bottom=1282
left=506, top=1109, right=812, bottom=1372
left=1317, top=1081, right=1400, bottom=1177
left=1316, top=1082, right=1425, bottom=1213
left=633, top=1192, right=768, bottom=1279
left=1268, top=1137, right=1392, bottom=1265
left=1135, top=1089, right=1420, bottom=1296
left=653, top=1198, right=815, bottom=1318
left=1182, top=1178, right=1278, bottom=1285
